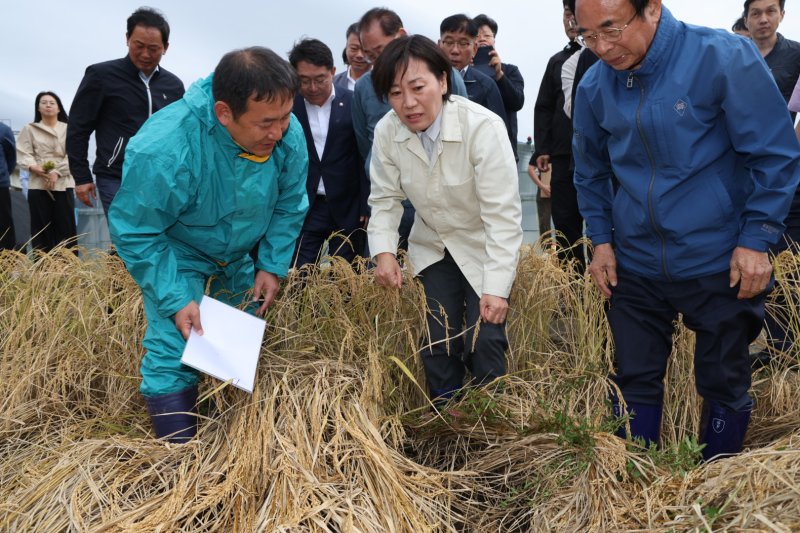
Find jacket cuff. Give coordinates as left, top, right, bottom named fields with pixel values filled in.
left=590, top=233, right=613, bottom=246
left=72, top=174, right=94, bottom=186
left=481, top=273, right=514, bottom=299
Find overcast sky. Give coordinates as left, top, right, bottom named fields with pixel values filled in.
left=2, top=0, right=798, bottom=139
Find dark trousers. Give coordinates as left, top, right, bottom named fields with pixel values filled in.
left=294, top=195, right=360, bottom=267
left=28, top=189, right=77, bottom=252
left=608, top=269, right=765, bottom=411
left=95, top=176, right=121, bottom=216
left=418, top=250, right=508, bottom=399
left=536, top=189, right=552, bottom=238
left=398, top=199, right=414, bottom=252
left=550, top=156, right=585, bottom=266
left=0, top=187, right=15, bottom=250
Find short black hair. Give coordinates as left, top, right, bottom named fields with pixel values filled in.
left=575, top=0, right=649, bottom=18
left=732, top=16, right=748, bottom=32
left=34, top=91, right=68, bottom=123
left=358, top=8, right=403, bottom=38
left=744, top=0, right=786, bottom=15
left=126, top=7, right=170, bottom=46
left=212, top=47, right=298, bottom=119
left=289, top=38, right=334, bottom=70
left=343, top=22, right=359, bottom=65
left=440, top=14, right=478, bottom=37
left=629, top=0, right=651, bottom=17
left=371, top=35, right=453, bottom=102
left=472, top=14, right=498, bottom=36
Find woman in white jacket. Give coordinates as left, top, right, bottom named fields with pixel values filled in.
left=16, top=91, right=77, bottom=252
left=368, top=35, right=523, bottom=403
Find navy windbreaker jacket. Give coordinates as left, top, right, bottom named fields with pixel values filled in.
left=573, top=7, right=800, bottom=281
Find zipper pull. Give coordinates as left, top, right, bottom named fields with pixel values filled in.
left=626, top=72, right=634, bottom=89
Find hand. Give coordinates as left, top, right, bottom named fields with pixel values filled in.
left=536, top=155, right=551, bottom=173
left=589, top=243, right=617, bottom=298
left=374, top=252, right=402, bottom=288
left=729, top=246, right=772, bottom=299
left=252, top=270, right=281, bottom=317
left=75, top=183, right=96, bottom=207
left=44, top=171, right=59, bottom=190
left=488, top=49, right=503, bottom=80
left=29, top=164, right=46, bottom=177
left=175, top=300, right=203, bottom=340
left=359, top=215, right=370, bottom=229
left=480, top=294, right=508, bottom=324
left=539, top=182, right=551, bottom=196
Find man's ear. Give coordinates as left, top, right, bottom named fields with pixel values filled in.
left=647, top=0, right=663, bottom=19
left=214, top=101, right=233, bottom=126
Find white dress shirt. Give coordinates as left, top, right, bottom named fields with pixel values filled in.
left=304, top=86, right=336, bottom=196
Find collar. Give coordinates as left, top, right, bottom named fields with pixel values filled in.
left=767, top=33, right=786, bottom=56
left=416, top=107, right=444, bottom=145
left=139, top=65, right=160, bottom=84
left=237, top=144, right=271, bottom=163
left=565, top=40, right=581, bottom=53
left=347, top=67, right=358, bottom=85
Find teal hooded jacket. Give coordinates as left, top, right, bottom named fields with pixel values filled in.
left=109, top=74, right=309, bottom=318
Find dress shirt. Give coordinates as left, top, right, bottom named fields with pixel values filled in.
left=304, top=86, right=336, bottom=195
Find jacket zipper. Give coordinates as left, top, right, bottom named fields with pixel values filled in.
left=143, top=78, right=153, bottom=117
left=631, top=72, right=671, bottom=281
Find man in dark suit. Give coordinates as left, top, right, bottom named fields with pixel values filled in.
left=438, top=14, right=509, bottom=148
left=288, top=38, right=368, bottom=267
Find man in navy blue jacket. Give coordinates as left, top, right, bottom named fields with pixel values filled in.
left=0, top=122, right=16, bottom=251
left=438, top=14, right=509, bottom=150
left=67, top=7, right=184, bottom=215
left=289, top=39, right=368, bottom=267
left=573, top=0, right=800, bottom=460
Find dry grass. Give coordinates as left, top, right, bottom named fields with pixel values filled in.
left=1, top=242, right=800, bottom=532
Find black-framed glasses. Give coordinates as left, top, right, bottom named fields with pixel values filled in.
left=577, top=12, right=638, bottom=49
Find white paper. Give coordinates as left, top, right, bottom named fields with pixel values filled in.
left=180, top=295, right=266, bottom=393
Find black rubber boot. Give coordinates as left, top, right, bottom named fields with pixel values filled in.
left=699, top=401, right=751, bottom=462
left=612, top=400, right=663, bottom=449
left=145, top=386, right=199, bottom=443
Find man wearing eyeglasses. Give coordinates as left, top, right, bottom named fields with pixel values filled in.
left=572, top=0, right=800, bottom=461
left=438, top=14, right=508, bottom=142
left=745, top=0, right=800, bottom=367
left=288, top=38, right=368, bottom=267
left=352, top=8, right=468, bottom=252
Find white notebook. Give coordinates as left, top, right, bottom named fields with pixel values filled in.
left=180, top=295, right=266, bottom=393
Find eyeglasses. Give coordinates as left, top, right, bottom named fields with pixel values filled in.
left=576, top=13, right=637, bottom=49
left=299, top=76, right=331, bottom=89
left=440, top=39, right=473, bottom=50
left=476, top=32, right=494, bottom=41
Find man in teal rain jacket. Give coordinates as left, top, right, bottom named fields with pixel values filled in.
left=109, top=47, right=309, bottom=442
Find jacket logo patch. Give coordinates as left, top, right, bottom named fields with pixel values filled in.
left=674, top=99, right=688, bottom=116
left=712, top=418, right=725, bottom=434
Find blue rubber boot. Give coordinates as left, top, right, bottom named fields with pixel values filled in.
left=145, top=386, right=199, bottom=443
left=699, top=401, right=751, bottom=462
left=612, top=400, right=663, bottom=449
